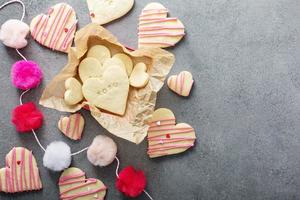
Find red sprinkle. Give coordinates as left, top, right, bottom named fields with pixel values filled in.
left=64, top=28, right=68, bottom=33
left=90, top=13, right=95, bottom=18
left=17, top=161, right=21, bottom=165
left=166, top=134, right=171, bottom=138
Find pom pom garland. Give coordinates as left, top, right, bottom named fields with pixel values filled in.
left=43, top=141, right=71, bottom=171
left=11, top=102, right=43, bottom=132
left=11, top=60, right=43, bottom=90
left=0, top=19, right=29, bottom=49
left=116, top=166, right=147, bottom=198
left=87, top=135, right=117, bottom=167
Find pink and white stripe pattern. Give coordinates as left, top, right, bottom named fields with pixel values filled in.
left=58, top=113, right=84, bottom=141
left=0, top=147, right=42, bottom=193
left=147, top=108, right=196, bottom=158
left=30, top=3, right=77, bottom=53
left=138, top=2, right=185, bottom=48
left=167, top=71, right=194, bottom=97
left=59, top=167, right=107, bottom=200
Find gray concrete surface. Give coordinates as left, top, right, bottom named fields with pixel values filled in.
left=1, top=0, right=300, bottom=199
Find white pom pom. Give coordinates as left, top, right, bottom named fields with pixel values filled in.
left=43, top=141, right=71, bottom=171
left=87, top=135, right=117, bottom=167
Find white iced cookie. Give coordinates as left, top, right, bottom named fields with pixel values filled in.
left=87, top=45, right=111, bottom=64
left=0, top=19, right=30, bottom=49
left=167, top=71, right=194, bottom=97
left=64, top=77, right=83, bottom=105
left=113, top=53, right=133, bottom=76
left=147, top=108, right=196, bottom=158
left=82, top=65, right=129, bottom=115
left=87, top=0, right=134, bottom=25
left=138, top=2, right=185, bottom=48
left=129, top=62, right=149, bottom=88
left=30, top=3, right=77, bottom=53
left=78, top=57, right=103, bottom=82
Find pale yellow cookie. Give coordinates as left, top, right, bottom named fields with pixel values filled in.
left=0, top=147, right=42, bottom=193
left=113, top=53, right=133, bottom=76
left=167, top=71, right=194, bottom=97
left=82, top=65, right=129, bottom=115
left=147, top=108, right=196, bottom=158
left=78, top=57, right=103, bottom=82
left=129, top=62, right=149, bottom=88
left=59, top=167, right=106, bottom=200
left=87, top=0, right=134, bottom=25
left=138, top=2, right=185, bottom=48
left=58, top=113, right=85, bottom=140
left=102, top=57, right=126, bottom=72
left=64, top=77, right=83, bottom=105
left=86, top=45, right=111, bottom=64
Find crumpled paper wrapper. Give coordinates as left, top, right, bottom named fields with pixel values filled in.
left=39, top=23, right=174, bottom=144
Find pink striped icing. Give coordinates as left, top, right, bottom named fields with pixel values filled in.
left=59, top=170, right=106, bottom=200
left=0, top=148, right=42, bottom=193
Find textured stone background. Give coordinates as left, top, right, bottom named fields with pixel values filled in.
left=1, top=0, right=300, bottom=199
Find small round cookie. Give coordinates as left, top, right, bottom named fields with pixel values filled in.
left=129, top=62, right=149, bottom=88
left=87, top=45, right=111, bottom=64
left=78, top=57, right=103, bottom=82
left=113, top=53, right=133, bottom=76
left=64, top=77, right=83, bottom=105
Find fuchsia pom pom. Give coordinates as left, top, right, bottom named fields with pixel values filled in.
left=11, top=102, right=43, bottom=132
left=116, top=166, right=147, bottom=198
left=11, top=60, right=43, bottom=90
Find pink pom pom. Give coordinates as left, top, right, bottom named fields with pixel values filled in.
left=11, top=60, right=43, bottom=90
left=11, top=102, right=43, bottom=132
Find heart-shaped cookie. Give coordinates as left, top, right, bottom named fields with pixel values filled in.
left=78, top=58, right=103, bottom=82
left=129, top=62, right=149, bottom=88
left=87, top=0, right=134, bottom=25
left=82, top=65, right=129, bottom=115
left=138, top=2, right=185, bottom=48
left=147, top=108, right=196, bottom=158
left=167, top=71, right=194, bottom=97
left=59, top=167, right=106, bottom=199
left=30, top=3, right=77, bottom=53
left=58, top=113, right=85, bottom=140
left=0, top=147, right=42, bottom=193
left=64, top=77, right=83, bottom=105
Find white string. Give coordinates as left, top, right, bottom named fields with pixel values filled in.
left=115, top=156, right=120, bottom=178
left=32, top=129, right=46, bottom=152
left=16, top=48, right=27, bottom=61
left=114, top=157, right=154, bottom=200
left=0, top=0, right=26, bottom=21
left=19, top=89, right=29, bottom=104
left=71, top=147, right=89, bottom=156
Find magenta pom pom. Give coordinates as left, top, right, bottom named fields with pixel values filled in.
left=11, top=60, right=43, bottom=90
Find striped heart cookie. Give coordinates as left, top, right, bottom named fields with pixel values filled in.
left=138, top=2, right=185, bottom=48
left=0, top=147, right=42, bottom=193
left=59, top=167, right=107, bottom=200
left=30, top=3, right=77, bottom=53
left=167, top=71, right=194, bottom=97
left=58, top=113, right=85, bottom=140
left=147, top=108, right=196, bottom=158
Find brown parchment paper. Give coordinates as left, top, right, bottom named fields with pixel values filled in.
left=39, top=23, right=175, bottom=144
